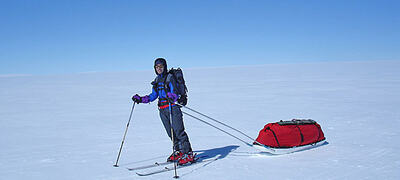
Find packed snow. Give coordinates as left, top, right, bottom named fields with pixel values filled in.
left=1, top=60, right=399, bottom=179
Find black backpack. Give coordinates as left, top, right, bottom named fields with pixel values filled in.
left=166, top=68, right=188, bottom=106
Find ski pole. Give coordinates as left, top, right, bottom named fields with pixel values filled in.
left=168, top=102, right=179, bottom=179
left=113, top=102, right=136, bottom=167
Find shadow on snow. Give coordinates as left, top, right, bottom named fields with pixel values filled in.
left=194, top=145, right=240, bottom=161
left=121, top=145, right=239, bottom=167
left=179, top=145, right=240, bottom=177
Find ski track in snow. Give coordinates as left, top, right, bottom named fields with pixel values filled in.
left=0, top=61, right=399, bottom=179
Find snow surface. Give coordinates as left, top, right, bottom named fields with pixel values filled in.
left=1, top=61, right=399, bottom=179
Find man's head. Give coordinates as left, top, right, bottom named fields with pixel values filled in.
left=154, top=58, right=167, bottom=75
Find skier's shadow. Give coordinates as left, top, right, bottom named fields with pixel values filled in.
left=121, top=145, right=239, bottom=167
left=194, top=145, right=239, bottom=161
left=175, top=145, right=239, bottom=177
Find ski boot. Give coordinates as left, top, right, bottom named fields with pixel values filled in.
left=167, top=151, right=183, bottom=162
left=178, top=152, right=196, bottom=166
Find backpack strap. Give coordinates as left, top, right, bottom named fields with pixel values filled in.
left=165, top=73, right=173, bottom=84
left=151, top=74, right=169, bottom=93
left=163, top=72, right=175, bottom=93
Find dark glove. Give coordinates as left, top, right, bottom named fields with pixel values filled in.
left=178, top=95, right=187, bottom=106
left=132, top=94, right=150, bottom=104
left=132, top=94, right=142, bottom=103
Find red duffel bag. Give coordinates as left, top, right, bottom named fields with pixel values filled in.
left=254, top=119, right=325, bottom=148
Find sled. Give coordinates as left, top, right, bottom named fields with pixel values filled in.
left=253, top=139, right=326, bottom=154
left=253, top=119, right=326, bottom=154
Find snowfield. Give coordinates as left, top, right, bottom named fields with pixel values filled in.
left=1, top=60, right=399, bottom=179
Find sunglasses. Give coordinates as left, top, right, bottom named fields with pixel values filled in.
left=155, top=64, right=164, bottom=68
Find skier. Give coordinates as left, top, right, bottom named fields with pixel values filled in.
left=132, top=58, right=195, bottom=165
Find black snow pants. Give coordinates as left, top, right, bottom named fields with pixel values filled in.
left=159, top=105, right=192, bottom=154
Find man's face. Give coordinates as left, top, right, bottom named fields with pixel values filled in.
left=155, top=64, right=164, bottom=74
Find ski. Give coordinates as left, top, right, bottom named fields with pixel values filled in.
left=135, top=156, right=219, bottom=176
left=127, top=161, right=173, bottom=171
left=127, top=155, right=208, bottom=171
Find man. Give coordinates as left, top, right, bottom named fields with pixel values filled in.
left=132, top=58, right=194, bottom=165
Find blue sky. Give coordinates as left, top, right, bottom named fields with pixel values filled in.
left=1, top=0, right=399, bottom=75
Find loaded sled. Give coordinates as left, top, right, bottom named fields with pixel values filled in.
left=253, top=119, right=326, bottom=154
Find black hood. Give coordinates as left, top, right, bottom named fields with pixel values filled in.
left=154, top=58, right=168, bottom=75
